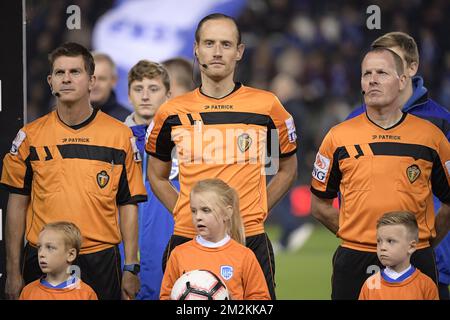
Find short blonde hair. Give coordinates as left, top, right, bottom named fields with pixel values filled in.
left=376, top=211, right=418, bottom=241
left=191, top=179, right=245, bottom=245
left=41, top=221, right=82, bottom=256
left=371, top=32, right=419, bottom=67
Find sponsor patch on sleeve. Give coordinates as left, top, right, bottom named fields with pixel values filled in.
left=312, top=152, right=330, bottom=183
left=285, top=117, right=297, bottom=143
left=10, top=130, right=26, bottom=155
left=130, top=137, right=142, bottom=162
left=446, top=160, right=450, bottom=176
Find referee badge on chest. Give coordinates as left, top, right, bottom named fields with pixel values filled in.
left=237, top=133, right=252, bottom=153
left=97, top=170, right=110, bottom=188
left=406, top=164, right=420, bottom=183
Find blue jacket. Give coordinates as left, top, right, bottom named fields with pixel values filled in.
left=347, top=76, right=450, bottom=285
left=124, top=113, right=179, bottom=299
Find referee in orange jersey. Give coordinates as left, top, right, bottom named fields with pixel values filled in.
left=146, top=13, right=298, bottom=300
left=1, top=43, right=147, bottom=300
left=311, top=48, right=450, bottom=300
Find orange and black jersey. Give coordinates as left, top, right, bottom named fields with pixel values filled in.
left=1, top=109, right=147, bottom=254
left=311, top=113, right=450, bottom=251
left=359, top=268, right=439, bottom=300
left=146, top=84, right=297, bottom=238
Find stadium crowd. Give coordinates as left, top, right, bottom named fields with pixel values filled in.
left=26, top=0, right=450, bottom=182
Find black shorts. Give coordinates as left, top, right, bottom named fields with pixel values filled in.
left=331, top=245, right=438, bottom=300
left=438, top=283, right=449, bottom=300
left=162, top=232, right=277, bottom=300
left=23, top=243, right=122, bottom=300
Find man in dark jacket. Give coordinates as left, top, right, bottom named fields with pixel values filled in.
left=90, top=52, right=129, bottom=121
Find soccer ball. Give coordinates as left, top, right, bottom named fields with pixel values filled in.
left=170, top=269, right=230, bottom=300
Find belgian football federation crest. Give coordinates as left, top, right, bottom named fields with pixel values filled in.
left=220, top=265, right=233, bottom=280
left=406, top=165, right=421, bottom=183
left=237, top=133, right=252, bottom=153
left=97, top=170, right=110, bottom=188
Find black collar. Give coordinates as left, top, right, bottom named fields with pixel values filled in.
left=199, top=82, right=242, bottom=100
left=365, top=111, right=407, bottom=130
left=57, top=108, right=98, bottom=130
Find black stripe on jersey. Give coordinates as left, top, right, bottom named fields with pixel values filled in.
left=311, top=146, right=348, bottom=199
left=117, top=163, right=130, bottom=204
left=369, top=142, right=435, bottom=162
left=0, top=183, right=31, bottom=195
left=29, top=146, right=39, bottom=161
left=326, top=147, right=347, bottom=197
left=431, top=154, right=450, bottom=203
left=280, top=148, right=297, bottom=158
left=0, top=153, right=33, bottom=195
left=199, top=112, right=271, bottom=126
left=310, top=186, right=336, bottom=199
left=199, top=112, right=290, bottom=159
left=311, top=146, right=349, bottom=199
left=151, top=115, right=181, bottom=162
left=186, top=114, right=194, bottom=125
left=338, top=147, right=350, bottom=161
left=24, top=157, right=33, bottom=194
left=120, top=195, right=148, bottom=205
left=182, top=111, right=298, bottom=160
left=116, top=156, right=147, bottom=205
left=354, top=145, right=364, bottom=159
left=267, top=116, right=278, bottom=158
left=44, top=146, right=53, bottom=160
left=56, top=144, right=126, bottom=164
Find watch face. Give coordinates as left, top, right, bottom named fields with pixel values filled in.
left=125, top=264, right=140, bottom=274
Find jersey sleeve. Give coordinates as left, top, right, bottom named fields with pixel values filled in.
left=358, top=280, right=369, bottom=300
left=159, top=249, right=181, bottom=300
left=88, top=291, right=98, bottom=300
left=241, top=250, right=271, bottom=300
left=0, top=128, right=33, bottom=195
left=86, top=284, right=98, bottom=300
left=431, top=135, right=450, bottom=204
left=18, top=286, right=28, bottom=300
left=145, top=107, right=176, bottom=162
left=268, top=96, right=297, bottom=158
left=18, top=281, right=35, bottom=300
left=116, top=129, right=147, bottom=205
left=423, top=278, right=439, bottom=300
left=310, top=130, right=340, bottom=199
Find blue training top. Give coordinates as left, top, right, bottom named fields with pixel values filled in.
left=124, top=114, right=179, bottom=299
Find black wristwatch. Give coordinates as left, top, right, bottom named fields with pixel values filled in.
left=123, top=264, right=140, bottom=275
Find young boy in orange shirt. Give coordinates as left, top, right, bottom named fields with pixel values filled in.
left=359, top=212, right=438, bottom=300
left=20, top=222, right=97, bottom=300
